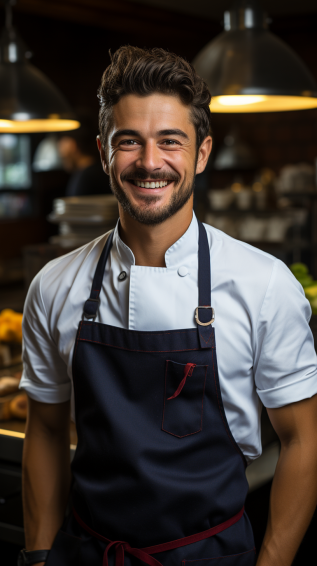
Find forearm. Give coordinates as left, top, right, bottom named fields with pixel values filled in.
left=256, top=440, right=317, bottom=565
left=22, top=400, right=72, bottom=552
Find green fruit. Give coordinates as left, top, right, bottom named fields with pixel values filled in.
left=305, top=285, right=317, bottom=299
left=297, top=275, right=313, bottom=288
left=290, top=263, right=309, bottom=276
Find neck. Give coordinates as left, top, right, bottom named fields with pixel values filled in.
left=118, top=197, right=194, bottom=267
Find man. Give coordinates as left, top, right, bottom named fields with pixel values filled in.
left=57, top=113, right=112, bottom=197
left=20, top=46, right=317, bottom=566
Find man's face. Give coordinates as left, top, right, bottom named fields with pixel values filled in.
left=98, top=93, right=211, bottom=225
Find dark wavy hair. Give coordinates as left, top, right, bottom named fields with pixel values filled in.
left=98, top=46, right=212, bottom=150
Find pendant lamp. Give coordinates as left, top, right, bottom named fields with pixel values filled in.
left=0, top=0, right=80, bottom=132
left=193, top=0, right=317, bottom=113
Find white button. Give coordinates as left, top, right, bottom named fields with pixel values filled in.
left=178, top=266, right=188, bottom=277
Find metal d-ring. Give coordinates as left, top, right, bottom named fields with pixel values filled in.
left=195, top=306, right=215, bottom=326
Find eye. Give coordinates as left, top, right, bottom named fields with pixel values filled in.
left=161, top=139, right=180, bottom=146
left=120, top=139, right=139, bottom=146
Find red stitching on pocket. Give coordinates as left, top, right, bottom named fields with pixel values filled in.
left=162, top=362, right=208, bottom=438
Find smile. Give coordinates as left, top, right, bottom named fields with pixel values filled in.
left=129, top=180, right=171, bottom=188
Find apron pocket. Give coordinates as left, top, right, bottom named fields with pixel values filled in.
left=45, top=528, right=82, bottom=566
left=162, top=360, right=207, bottom=438
left=182, top=548, right=256, bottom=566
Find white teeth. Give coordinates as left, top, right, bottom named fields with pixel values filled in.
left=134, top=180, right=169, bottom=188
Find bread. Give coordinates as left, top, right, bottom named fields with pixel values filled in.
left=9, top=394, right=28, bottom=420
left=0, top=400, right=12, bottom=421
left=0, top=376, right=20, bottom=397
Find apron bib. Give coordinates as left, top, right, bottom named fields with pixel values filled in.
left=46, top=222, right=256, bottom=566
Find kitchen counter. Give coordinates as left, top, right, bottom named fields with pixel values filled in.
left=0, top=419, right=78, bottom=446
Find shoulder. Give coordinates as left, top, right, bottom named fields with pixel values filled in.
left=203, top=222, right=280, bottom=293
left=203, top=222, right=276, bottom=268
left=202, top=222, right=307, bottom=318
left=26, top=231, right=111, bottom=321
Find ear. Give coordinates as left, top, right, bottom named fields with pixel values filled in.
left=96, top=136, right=109, bottom=175
left=196, top=136, right=212, bottom=175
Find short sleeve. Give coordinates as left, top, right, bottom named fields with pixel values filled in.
left=254, top=259, right=317, bottom=408
left=20, top=270, right=72, bottom=403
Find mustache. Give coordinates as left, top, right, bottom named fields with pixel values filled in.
left=121, top=170, right=181, bottom=182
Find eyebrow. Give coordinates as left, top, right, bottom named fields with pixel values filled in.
left=157, top=129, right=189, bottom=139
left=112, top=128, right=189, bottom=140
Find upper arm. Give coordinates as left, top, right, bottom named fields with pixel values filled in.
left=267, top=394, right=317, bottom=447
left=20, top=270, right=71, bottom=404
left=26, top=397, right=71, bottom=439
left=254, top=260, right=317, bottom=409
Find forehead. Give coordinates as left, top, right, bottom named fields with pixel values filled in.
left=111, top=93, right=194, bottom=135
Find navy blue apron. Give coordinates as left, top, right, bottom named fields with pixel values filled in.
left=46, top=222, right=256, bottom=566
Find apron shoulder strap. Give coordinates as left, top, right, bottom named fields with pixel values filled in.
left=196, top=221, right=214, bottom=349
left=83, top=230, right=114, bottom=320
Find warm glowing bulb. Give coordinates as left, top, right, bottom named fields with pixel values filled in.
left=218, top=95, right=266, bottom=106
left=0, top=119, right=80, bottom=133
left=0, top=120, right=13, bottom=129
left=210, top=95, right=317, bottom=113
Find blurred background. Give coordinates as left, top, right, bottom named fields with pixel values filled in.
left=0, top=0, right=317, bottom=563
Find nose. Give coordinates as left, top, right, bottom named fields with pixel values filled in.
left=135, top=140, right=163, bottom=174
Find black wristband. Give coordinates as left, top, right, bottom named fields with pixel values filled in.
left=17, top=549, right=50, bottom=566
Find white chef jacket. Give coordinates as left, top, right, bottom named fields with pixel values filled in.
left=20, top=213, right=317, bottom=462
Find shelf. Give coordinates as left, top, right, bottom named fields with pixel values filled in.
left=279, top=192, right=317, bottom=199
left=207, top=207, right=307, bottom=217
left=242, top=240, right=316, bottom=251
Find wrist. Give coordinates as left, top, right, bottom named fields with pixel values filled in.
left=17, top=549, right=50, bottom=566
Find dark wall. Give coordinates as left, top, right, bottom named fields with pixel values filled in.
left=6, top=8, right=316, bottom=175
left=0, top=7, right=317, bottom=259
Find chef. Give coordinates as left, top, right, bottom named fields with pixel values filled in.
left=19, top=46, right=317, bottom=566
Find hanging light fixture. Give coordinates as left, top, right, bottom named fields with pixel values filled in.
left=193, top=0, right=317, bottom=113
left=0, top=0, right=80, bottom=132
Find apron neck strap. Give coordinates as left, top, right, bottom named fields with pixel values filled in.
left=83, top=231, right=114, bottom=320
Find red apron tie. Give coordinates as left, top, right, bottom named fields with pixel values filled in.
left=167, top=363, right=196, bottom=400
left=73, top=506, right=245, bottom=566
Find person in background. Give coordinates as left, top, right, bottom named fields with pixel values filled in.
left=57, top=114, right=112, bottom=197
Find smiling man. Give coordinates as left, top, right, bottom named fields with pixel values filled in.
left=20, top=47, right=317, bottom=566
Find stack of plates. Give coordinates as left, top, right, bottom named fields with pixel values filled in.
left=48, top=195, right=118, bottom=247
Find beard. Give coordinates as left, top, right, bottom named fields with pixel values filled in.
left=109, top=169, right=195, bottom=226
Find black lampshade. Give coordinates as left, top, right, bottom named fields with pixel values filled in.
left=0, top=2, right=79, bottom=132
left=193, top=0, right=317, bottom=113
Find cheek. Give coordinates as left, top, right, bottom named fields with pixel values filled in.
left=165, top=152, right=194, bottom=178
left=111, top=151, right=135, bottom=179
